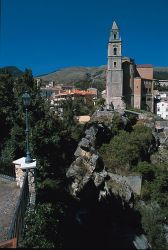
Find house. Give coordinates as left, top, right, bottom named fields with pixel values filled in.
left=51, top=89, right=95, bottom=108
left=157, top=101, right=168, bottom=119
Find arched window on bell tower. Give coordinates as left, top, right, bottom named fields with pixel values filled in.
left=114, top=47, right=117, bottom=55
left=114, top=33, right=117, bottom=39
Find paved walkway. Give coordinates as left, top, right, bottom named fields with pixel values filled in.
left=0, top=177, right=20, bottom=241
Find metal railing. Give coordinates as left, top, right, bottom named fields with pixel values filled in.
left=7, top=170, right=30, bottom=246
left=0, top=164, right=16, bottom=180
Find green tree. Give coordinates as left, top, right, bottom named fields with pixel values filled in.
left=136, top=202, right=167, bottom=250
left=132, top=124, right=156, bottom=160
left=100, top=131, right=140, bottom=173
left=0, top=73, right=15, bottom=149
left=99, top=125, right=155, bottom=174
left=111, top=113, right=125, bottom=135
left=133, top=161, right=155, bottom=182
left=0, top=69, right=48, bottom=162
left=22, top=203, right=67, bottom=248
left=60, top=96, right=89, bottom=139
left=0, top=69, right=84, bottom=248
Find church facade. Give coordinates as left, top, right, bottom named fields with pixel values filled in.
left=106, top=21, right=155, bottom=112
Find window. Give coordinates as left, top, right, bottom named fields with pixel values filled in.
left=157, top=108, right=160, bottom=111
left=113, top=47, right=117, bottom=55
left=114, top=62, right=117, bottom=67
left=114, top=33, right=116, bottom=39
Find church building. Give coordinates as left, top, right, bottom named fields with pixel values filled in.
left=106, top=21, right=156, bottom=112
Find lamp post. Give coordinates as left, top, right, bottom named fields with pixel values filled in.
left=22, top=91, right=33, bottom=163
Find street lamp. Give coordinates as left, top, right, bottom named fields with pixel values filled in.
left=22, top=91, right=33, bottom=163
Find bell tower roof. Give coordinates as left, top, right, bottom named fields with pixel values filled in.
left=109, top=21, right=121, bottom=42
left=112, top=21, right=119, bottom=30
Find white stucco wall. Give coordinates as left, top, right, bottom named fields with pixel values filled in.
left=157, top=101, right=168, bottom=119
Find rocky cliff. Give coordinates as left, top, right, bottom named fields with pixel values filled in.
left=66, top=120, right=141, bottom=207
left=66, top=112, right=151, bottom=249
left=66, top=124, right=109, bottom=201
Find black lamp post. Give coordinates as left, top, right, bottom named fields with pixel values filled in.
left=22, top=91, right=33, bottom=163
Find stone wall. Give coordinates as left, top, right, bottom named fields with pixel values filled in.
left=13, top=157, right=36, bottom=206
left=134, top=78, right=141, bottom=109
left=108, top=173, right=142, bottom=196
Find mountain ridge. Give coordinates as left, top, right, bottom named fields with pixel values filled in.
left=36, top=65, right=168, bottom=85
left=0, top=66, right=23, bottom=77
left=1, top=65, right=168, bottom=83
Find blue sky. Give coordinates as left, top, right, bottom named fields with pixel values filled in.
left=0, top=0, right=168, bottom=76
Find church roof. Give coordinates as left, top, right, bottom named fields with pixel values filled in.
left=112, top=21, right=119, bottom=30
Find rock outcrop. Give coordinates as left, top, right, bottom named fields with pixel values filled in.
left=66, top=124, right=109, bottom=200
left=66, top=120, right=150, bottom=249
left=66, top=113, right=154, bottom=250
left=66, top=122, right=142, bottom=206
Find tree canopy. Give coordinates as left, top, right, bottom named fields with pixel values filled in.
left=100, top=124, right=156, bottom=174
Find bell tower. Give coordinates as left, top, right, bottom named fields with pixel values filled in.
left=106, top=21, right=125, bottom=110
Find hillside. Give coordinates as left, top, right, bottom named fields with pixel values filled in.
left=1, top=65, right=168, bottom=83
left=153, top=67, right=168, bottom=80
left=37, top=66, right=168, bottom=86
left=0, top=66, right=23, bottom=77
left=36, top=66, right=106, bottom=86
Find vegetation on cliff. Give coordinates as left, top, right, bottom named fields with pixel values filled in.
left=99, top=113, right=168, bottom=249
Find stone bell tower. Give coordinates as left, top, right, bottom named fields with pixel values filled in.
left=106, top=21, right=125, bottom=110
